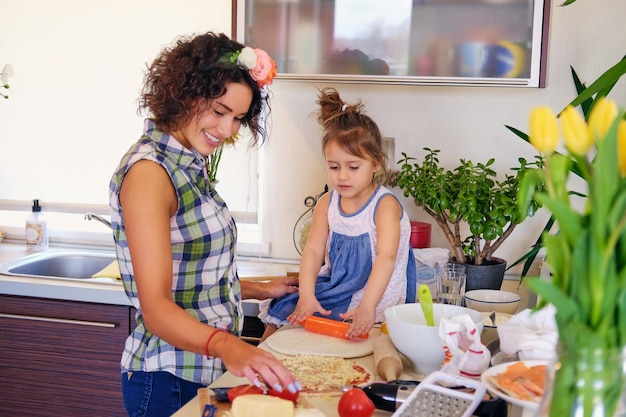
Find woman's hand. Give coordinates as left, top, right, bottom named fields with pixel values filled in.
left=215, top=333, right=301, bottom=395
left=339, top=306, right=375, bottom=339
left=241, top=276, right=299, bottom=300
left=262, top=276, right=299, bottom=299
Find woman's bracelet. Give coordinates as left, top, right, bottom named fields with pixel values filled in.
left=204, top=329, right=227, bottom=358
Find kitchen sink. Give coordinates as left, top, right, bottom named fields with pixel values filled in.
left=0, top=249, right=119, bottom=283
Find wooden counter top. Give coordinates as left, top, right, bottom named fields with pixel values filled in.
left=173, top=327, right=420, bottom=417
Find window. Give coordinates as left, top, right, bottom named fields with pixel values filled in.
left=0, top=0, right=265, bottom=254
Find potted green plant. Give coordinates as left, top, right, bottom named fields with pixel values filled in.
left=396, top=148, right=543, bottom=290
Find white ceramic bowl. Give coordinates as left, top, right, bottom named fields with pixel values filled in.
left=384, top=303, right=484, bottom=375
left=464, top=289, right=521, bottom=314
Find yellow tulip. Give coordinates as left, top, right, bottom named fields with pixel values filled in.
left=529, top=106, right=559, bottom=154
left=224, top=131, right=240, bottom=145
left=618, top=119, right=626, bottom=178
left=588, top=97, right=618, bottom=141
left=561, top=105, right=593, bottom=156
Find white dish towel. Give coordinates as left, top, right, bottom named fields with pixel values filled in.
left=497, top=304, right=558, bottom=361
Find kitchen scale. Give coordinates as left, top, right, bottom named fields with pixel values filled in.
left=292, top=185, right=328, bottom=255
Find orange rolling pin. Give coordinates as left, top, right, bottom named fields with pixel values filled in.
left=302, top=315, right=369, bottom=340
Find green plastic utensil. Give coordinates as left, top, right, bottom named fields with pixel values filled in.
left=418, top=284, right=435, bottom=327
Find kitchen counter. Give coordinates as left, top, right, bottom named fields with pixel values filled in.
left=172, top=328, right=530, bottom=417
left=0, top=243, right=133, bottom=305
left=0, top=242, right=530, bottom=416
left=173, top=327, right=406, bottom=417
left=0, top=241, right=528, bottom=312
left=0, top=242, right=298, bottom=309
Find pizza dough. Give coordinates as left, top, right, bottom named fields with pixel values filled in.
left=265, top=327, right=374, bottom=358
left=281, top=355, right=372, bottom=393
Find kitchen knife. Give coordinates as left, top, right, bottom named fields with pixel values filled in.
left=211, top=387, right=231, bottom=402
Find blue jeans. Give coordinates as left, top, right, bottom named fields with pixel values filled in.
left=122, top=371, right=205, bottom=417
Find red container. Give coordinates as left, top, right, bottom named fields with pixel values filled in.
left=410, top=221, right=432, bottom=249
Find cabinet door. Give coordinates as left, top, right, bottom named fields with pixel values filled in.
left=0, top=295, right=131, bottom=417
left=236, top=0, right=550, bottom=87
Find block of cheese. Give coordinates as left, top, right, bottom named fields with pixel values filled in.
left=294, top=408, right=325, bottom=417
left=231, top=394, right=294, bottom=417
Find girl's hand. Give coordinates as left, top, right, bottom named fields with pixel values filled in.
left=339, top=307, right=375, bottom=339
left=287, top=297, right=331, bottom=325
left=217, top=333, right=301, bottom=395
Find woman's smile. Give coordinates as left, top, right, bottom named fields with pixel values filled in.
left=203, top=130, right=222, bottom=145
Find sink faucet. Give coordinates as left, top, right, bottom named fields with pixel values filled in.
left=84, top=213, right=112, bottom=230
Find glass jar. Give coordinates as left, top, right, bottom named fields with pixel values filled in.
left=537, top=345, right=626, bottom=417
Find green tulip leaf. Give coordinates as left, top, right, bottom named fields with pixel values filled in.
left=590, top=120, right=621, bottom=238
left=525, top=277, right=578, bottom=322
left=504, top=125, right=530, bottom=144
left=568, top=56, right=626, bottom=109
left=536, top=195, right=582, bottom=244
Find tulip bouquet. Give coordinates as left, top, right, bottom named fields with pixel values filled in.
left=518, top=97, right=626, bottom=416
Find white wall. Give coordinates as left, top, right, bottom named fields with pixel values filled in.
left=0, top=0, right=232, bottom=203
left=259, top=0, right=626, bottom=266
left=1, top=0, right=625, bottom=270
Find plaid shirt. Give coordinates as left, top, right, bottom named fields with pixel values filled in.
left=110, top=119, right=242, bottom=384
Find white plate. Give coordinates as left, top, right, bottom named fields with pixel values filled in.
left=481, top=360, right=549, bottom=410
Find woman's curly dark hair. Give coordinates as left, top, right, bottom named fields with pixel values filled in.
left=138, top=32, right=269, bottom=145
left=316, top=87, right=387, bottom=178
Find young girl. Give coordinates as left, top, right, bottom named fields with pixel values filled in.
left=261, top=87, right=416, bottom=340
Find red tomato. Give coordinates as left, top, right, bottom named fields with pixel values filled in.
left=226, top=384, right=299, bottom=403
left=338, top=388, right=375, bottom=417
left=267, top=387, right=300, bottom=403
left=227, top=384, right=263, bottom=402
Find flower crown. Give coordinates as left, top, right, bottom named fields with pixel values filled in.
left=219, top=46, right=277, bottom=88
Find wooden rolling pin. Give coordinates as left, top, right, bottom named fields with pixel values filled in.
left=303, top=316, right=368, bottom=340
left=373, top=334, right=403, bottom=381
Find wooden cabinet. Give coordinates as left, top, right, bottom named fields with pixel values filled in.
left=237, top=0, right=550, bottom=87
left=241, top=315, right=265, bottom=346
left=0, top=295, right=133, bottom=417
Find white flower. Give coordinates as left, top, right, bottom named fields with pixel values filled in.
left=1, top=64, right=13, bottom=85
left=237, top=47, right=257, bottom=70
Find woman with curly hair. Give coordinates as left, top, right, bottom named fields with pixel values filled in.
left=109, top=32, right=299, bottom=416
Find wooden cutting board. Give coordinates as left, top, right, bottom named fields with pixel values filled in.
left=264, top=327, right=374, bottom=358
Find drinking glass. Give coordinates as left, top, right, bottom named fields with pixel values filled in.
left=437, top=269, right=466, bottom=306
left=437, top=262, right=466, bottom=276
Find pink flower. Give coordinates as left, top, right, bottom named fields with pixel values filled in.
left=250, top=48, right=277, bottom=87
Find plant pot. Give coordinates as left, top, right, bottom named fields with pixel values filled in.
left=410, top=221, right=431, bottom=248
left=462, top=257, right=506, bottom=292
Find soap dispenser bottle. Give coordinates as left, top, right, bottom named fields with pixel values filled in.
left=25, top=199, right=48, bottom=251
